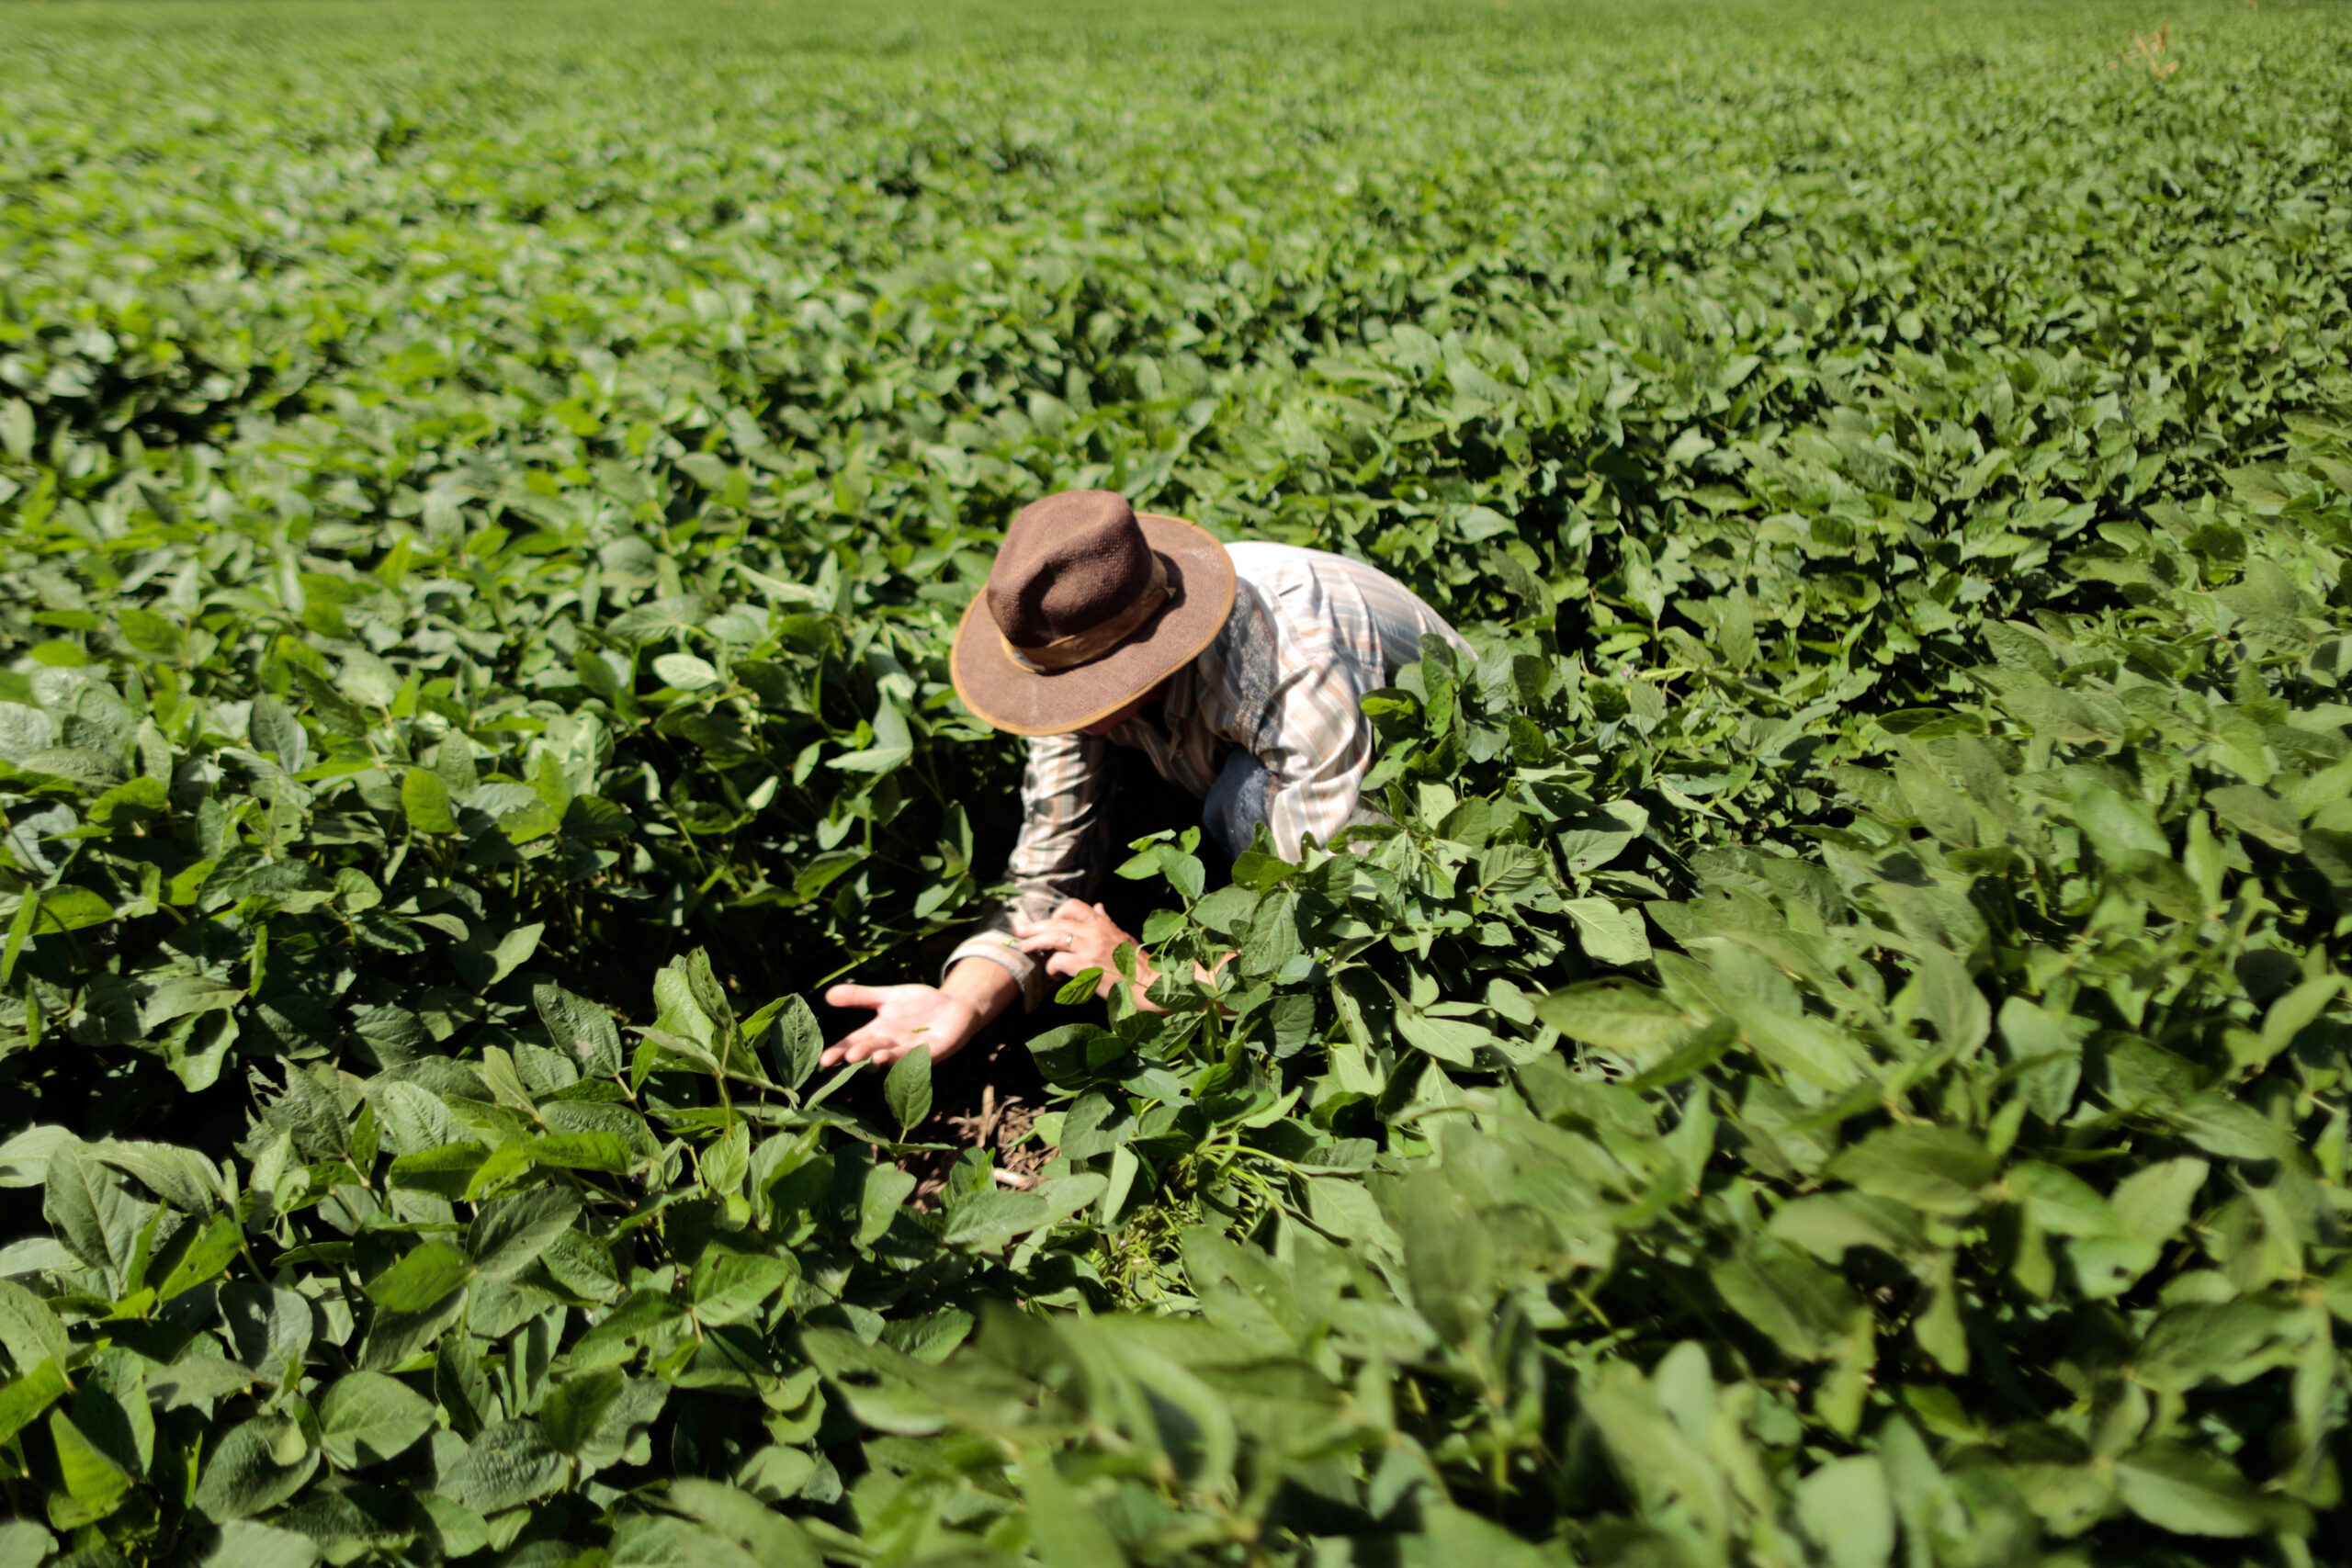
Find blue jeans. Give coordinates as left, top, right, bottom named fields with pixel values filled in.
left=1202, top=750, right=1273, bottom=861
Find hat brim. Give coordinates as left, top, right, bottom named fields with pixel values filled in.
left=949, top=513, right=1237, bottom=737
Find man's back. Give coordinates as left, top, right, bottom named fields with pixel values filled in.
left=1107, top=542, right=1465, bottom=842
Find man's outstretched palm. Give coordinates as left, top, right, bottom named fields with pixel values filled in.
left=821, top=983, right=980, bottom=1068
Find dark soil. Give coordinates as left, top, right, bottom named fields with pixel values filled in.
left=898, top=1032, right=1053, bottom=1207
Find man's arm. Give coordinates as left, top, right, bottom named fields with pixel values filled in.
left=937, top=730, right=1113, bottom=1009
left=826, top=732, right=1111, bottom=1065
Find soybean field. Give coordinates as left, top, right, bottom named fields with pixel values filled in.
left=1, top=0, right=2350, bottom=1563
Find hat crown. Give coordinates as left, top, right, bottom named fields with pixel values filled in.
left=986, top=491, right=1159, bottom=649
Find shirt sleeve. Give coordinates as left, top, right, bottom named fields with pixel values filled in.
left=942, top=731, right=1113, bottom=1010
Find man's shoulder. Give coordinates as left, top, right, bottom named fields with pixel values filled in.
left=1225, top=540, right=1333, bottom=578
left=1222, top=542, right=1445, bottom=620
left=1224, top=541, right=1404, bottom=593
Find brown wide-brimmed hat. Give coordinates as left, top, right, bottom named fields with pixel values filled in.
left=950, top=490, right=1236, bottom=737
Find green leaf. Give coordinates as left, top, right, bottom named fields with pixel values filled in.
left=0, top=1520, right=55, bottom=1568
left=47, top=1407, right=131, bottom=1527
left=469, top=1185, right=582, bottom=1280
left=941, top=1175, right=1108, bottom=1251
left=540, top=1368, right=624, bottom=1456
left=193, top=1416, right=317, bottom=1520
left=1767, top=1192, right=1925, bottom=1263
left=401, top=768, right=458, bottom=835
left=1563, top=897, right=1652, bottom=964
left=827, top=745, right=911, bottom=774
left=1711, top=1242, right=1859, bottom=1361
left=2259, top=973, right=2340, bottom=1063
left=2112, top=1156, right=2210, bottom=1245
left=1020, top=1456, right=1127, bottom=1568
left=0, top=399, right=34, bottom=461
left=388, top=1143, right=490, bottom=1199
left=0, top=1280, right=70, bottom=1379
left=662, top=1478, right=824, bottom=1568
left=1555, top=801, right=1647, bottom=873
left=363, top=1241, right=474, bottom=1314
left=248, top=696, right=308, bottom=771
left=220, top=1280, right=313, bottom=1384
left=1393, top=1003, right=1488, bottom=1066
left=439, top=1419, right=567, bottom=1514
left=1794, top=1455, right=1895, bottom=1568
left=562, top=795, right=630, bottom=839
left=1826, top=1127, right=1997, bottom=1216
left=2207, top=784, right=2301, bottom=852
left=2004, top=1161, right=2118, bottom=1236
left=883, top=1047, right=933, bottom=1134
left=453, top=921, right=544, bottom=990
left=1727, top=995, right=1872, bottom=1090
left=0, top=1359, right=69, bottom=1448
left=650, top=652, right=720, bottom=691
left=734, top=1444, right=818, bottom=1504
left=2132, top=1300, right=2309, bottom=1394
left=535, top=982, right=624, bottom=1077
left=1996, top=995, right=2080, bottom=1122
left=759, top=995, right=821, bottom=1090
left=687, top=1247, right=798, bottom=1325
left=42, top=1139, right=152, bottom=1287
left=317, top=1371, right=436, bottom=1468
left=22, top=885, right=114, bottom=933
left=608, top=1516, right=761, bottom=1568
left=530, top=1131, right=633, bottom=1173
left=2114, top=1440, right=2309, bottom=1537
left=197, top=1522, right=323, bottom=1568
left=1534, top=981, right=1691, bottom=1051
left=1057, top=1093, right=1134, bottom=1162
left=680, top=947, right=738, bottom=1041
left=858, top=1167, right=918, bottom=1248
left=1393, top=1173, right=1492, bottom=1342
left=291, top=662, right=368, bottom=736
left=96, top=1138, right=224, bottom=1213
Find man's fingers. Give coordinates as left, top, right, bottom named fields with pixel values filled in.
left=826, top=984, right=888, bottom=1010
left=822, top=1040, right=899, bottom=1068
left=1051, top=897, right=1099, bottom=923
left=826, top=1016, right=896, bottom=1056
left=1016, top=929, right=1076, bottom=954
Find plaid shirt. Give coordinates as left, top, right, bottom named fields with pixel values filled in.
left=946, top=542, right=1466, bottom=1007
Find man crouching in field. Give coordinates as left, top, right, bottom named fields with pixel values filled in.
left=823, top=490, right=1465, bottom=1067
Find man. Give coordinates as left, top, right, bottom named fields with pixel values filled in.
left=823, top=489, right=1464, bottom=1067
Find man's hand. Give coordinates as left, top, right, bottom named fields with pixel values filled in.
left=820, top=983, right=981, bottom=1068
left=1014, top=898, right=1151, bottom=999
left=821, top=957, right=1021, bottom=1069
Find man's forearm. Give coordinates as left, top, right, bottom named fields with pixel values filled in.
left=942, top=956, right=1022, bottom=1036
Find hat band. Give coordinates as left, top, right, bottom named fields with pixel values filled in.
left=1001, top=552, right=1170, bottom=674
